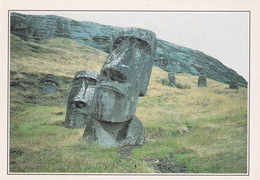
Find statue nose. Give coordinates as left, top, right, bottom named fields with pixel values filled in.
left=74, top=101, right=86, bottom=108
left=73, top=81, right=87, bottom=108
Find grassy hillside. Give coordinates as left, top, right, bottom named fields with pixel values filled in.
left=9, top=35, right=248, bottom=173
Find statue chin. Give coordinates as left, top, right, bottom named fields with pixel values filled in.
left=91, top=87, right=134, bottom=123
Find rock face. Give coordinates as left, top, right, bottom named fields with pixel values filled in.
left=168, top=72, right=176, bottom=87
left=64, top=70, right=99, bottom=128
left=78, top=27, right=157, bottom=147
left=83, top=115, right=145, bottom=147
left=41, top=74, right=58, bottom=95
left=198, top=75, right=207, bottom=87
left=10, top=12, right=120, bottom=53
left=10, top=12, right=247, bottom=87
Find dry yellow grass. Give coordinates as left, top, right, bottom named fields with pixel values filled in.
left=10, top=35, right=106, bottom=78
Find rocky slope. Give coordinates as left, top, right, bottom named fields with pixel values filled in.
left=10, top=12, right=247, bottom=87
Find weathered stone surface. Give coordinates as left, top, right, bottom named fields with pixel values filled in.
left=111, top=27, right=157, bottom=96
left=229, top=80, right=239, bottom=89
left=64, top=70, right=99, bottom=128
left=168, top=72, right=176, bottom=87
left=155, top=47, right=168, bottom=68
left=89, top=27, right=157, bottom=124
left=198, top=75, right=207, bottom=87
left=41, top=74, right=58, bottom=95
left=83, top=116, right=145, bottom=147
left=10, top=12, right=247, bottom=87
left=80, top=27, right=157, bottom=147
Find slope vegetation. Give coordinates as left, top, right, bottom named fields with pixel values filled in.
left=9, top=35, right=248, bottom=173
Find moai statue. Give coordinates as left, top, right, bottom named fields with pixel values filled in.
left=41, top=74, right=58, bottom=95
left=168, top=72, right=176, bottom=87
left=198, top=75, right=207, bottom=87
left=229, top=80, right=239, bottom=89
left=155, top=48, right=168, bottom=68
left=76, top=27, right=157, bottom=147
left=64, top=70, right=99, bottom=128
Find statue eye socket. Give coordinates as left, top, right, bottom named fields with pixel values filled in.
left=110, top=70, right=126, bottom=83
left=73, top=78, right=82, bottom=85
left=113, top=37, right=125, bottom=50
left=102, top=70, right=109, bottom=79
left=73, top=77, right=97, bottom=87
left=102, top=69, right=126, bottom=83
left=88, top=79, right=97, bottom=85
left=137, top=40, right=151, bottom=53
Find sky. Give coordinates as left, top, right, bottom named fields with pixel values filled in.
left=14, top=11, right=249, bottom=81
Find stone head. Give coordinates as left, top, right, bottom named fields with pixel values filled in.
left=64, top=70, right=99, bottom=128
left=155, top=48, right=168, bottom=67
left=41, top=74, right=58, bottom=95
left=89, top=27, right=157, bottom=123
left=168, top=72, right=175, bottom=80
left=198, top=75, right=207, bottom=87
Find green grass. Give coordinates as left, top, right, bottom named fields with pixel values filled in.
left=9, top=34, right=248, bottom=173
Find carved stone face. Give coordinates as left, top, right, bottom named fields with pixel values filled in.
left=41, top=74, right=58, bottom=95
left=64, top=70, right=99, bottom=128
left=89, top=28, right=157, bottom=123
left=155, top=48, right=168, bottom=68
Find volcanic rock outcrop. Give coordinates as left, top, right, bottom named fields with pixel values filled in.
left=10, top=12, right=247, bottom=87
left=64, top=70, right=99, bottom=128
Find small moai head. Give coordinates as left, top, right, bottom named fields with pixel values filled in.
left=41, top=74, right=58, bottom=95
left=155, top=48, right=168, bottom=68
left=64, top=70, right=99, bottom=128
left=198, top=75, right=207, bottom=87
left=168, top=72, right=176, bottom=87
left=88, top=27, right=157, bottom=123
left=229, top=80, right=239, bottom=89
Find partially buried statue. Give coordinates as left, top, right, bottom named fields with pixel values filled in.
left=168, top=72, right=176, bottom=87
left=155, top=48, right=168, bottom=68
left=64, top=70, right=99, bottom=128
left=198, top=75, right=207, bottom=87
left=41, top=74, right=58, bottom=95
left=75, top=27, right=157, bottom=147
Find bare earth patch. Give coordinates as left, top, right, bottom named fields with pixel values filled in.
left=145, top=158, right=189, bottom=173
